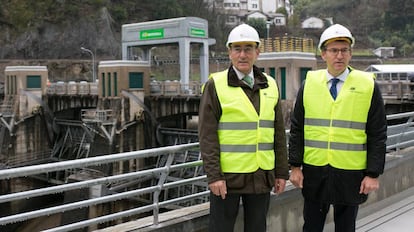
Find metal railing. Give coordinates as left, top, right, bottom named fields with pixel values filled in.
left=46, top=81, right=99, bottom=96
left=0, top=143, right=207, bottom=232
left=149, top=80, right=202, bottom=96
left=0, top=112, right=414, bottom=231
left=386, top=111, right=414, bottom=152
left=146, top=75, right=414, bottom=100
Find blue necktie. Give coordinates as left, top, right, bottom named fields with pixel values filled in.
left=330, top=78, right=340, bottom=100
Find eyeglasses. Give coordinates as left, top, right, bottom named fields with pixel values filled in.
left=231, top=46, right=256, bottom=54
left=325, top=48, right=351, bottom=55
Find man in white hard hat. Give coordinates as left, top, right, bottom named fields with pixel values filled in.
left=198, top=23, right=289, bottom=232
left=288, top=24, right=387, bottom=232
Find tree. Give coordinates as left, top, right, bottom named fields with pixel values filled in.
left=384, top=0, right=414, bottom=32
left=246, top=18, right=267, bottom=38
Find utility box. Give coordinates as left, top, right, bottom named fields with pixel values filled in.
left=98, top=60, right=151, bottom=121
left=4, top=66, right=48, bottom=117
left=4, top=66, right=48, bottom=96
left=98, top=60, right=151, bottom=98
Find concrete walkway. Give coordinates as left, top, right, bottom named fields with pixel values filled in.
left=325, top=186, right=414, bottom=232
left=355, top=186, right=414, bottom=232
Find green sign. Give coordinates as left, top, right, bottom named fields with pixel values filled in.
left=190, top=28, right=206, bottom=37
left=140, top=29, right=164, bottom=40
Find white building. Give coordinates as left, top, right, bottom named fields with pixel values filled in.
left=205, top=0, right=288, bottom=26
left=248, top=0, right=260, bottom=11
left=373, top=47, right=396, bottom=58
left=246, top=11, right=268, bottom=21
left=260, top=0, right=286, bottom=14
left=301, top=17, right=324, bottom=29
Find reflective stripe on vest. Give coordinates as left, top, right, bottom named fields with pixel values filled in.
left=303, top=69, right=374, bottom=170
left=212, top=70, right=279, bottom=173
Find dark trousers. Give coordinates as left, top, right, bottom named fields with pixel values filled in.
left=209, top=192, right=270, bottom=232
left=303, top=200, right=359, bottom=232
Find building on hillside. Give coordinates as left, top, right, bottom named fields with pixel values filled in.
left=246, top=11, right=268, bottom=21
left=373, top=47, right=396, bottom=58
left=260, top=0, right=287, bottom=13
left=301, top=17, right=324, bottom=29
left=204, top=0, right=288, bottom=26
left=273, top=13, right=286, bottom=26
left=301, top=17, right=335, bottom=29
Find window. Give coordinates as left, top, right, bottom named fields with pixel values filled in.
left=102, top=72, right=106, bottom=97
left=13, top=75, right=17, bottom=94
left=27, top=75, right=41, bottom=89
left=107, top=72, right=112, bottom=97
left=114, top=72, right=118, bottom=96
left=227, top=16, right=237, bottom=24
left=300, top=67, right=312, bottom=83
left=280, top=67, right=286, bottom=100
left=269, top=67, right=276, bottom=80
left=129, top=72, right=144, bottom=89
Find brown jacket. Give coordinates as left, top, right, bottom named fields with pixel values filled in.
left=198, top=65, right=289, bottom=194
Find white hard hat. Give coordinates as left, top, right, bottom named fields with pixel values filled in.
left=318, top=24, right=355, bottom=51
left=226, top=24, right=261, bottom=48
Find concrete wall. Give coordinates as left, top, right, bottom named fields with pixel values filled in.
left=98, top=60, right=151, bottom=96
left=96, top=148, right=414, bottom=232
left=256, top=52, right=317, bottom=101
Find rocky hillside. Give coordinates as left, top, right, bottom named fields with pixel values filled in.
left=1, top=0, right=412, bottom=82
left=0, top=1, right=222, bottom=82
left=0, top=1, right=222, bottom=60
left=1, top=4, right=120, bottom=59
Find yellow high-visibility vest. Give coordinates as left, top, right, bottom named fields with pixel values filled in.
left=303, top=69, right=375, bottom=170
left=212, top=70, right=279, bottom=173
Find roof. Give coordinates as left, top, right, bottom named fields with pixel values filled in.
left=246, top=11, right=267, bottom=19
left=365, top=64, right=414, bottom=73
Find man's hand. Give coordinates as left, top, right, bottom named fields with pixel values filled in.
left=209, top=180, right=227, bottom=199
left=289, top=167, right=303, bottom=188
left=274, top=178, right=286, bottom=195
left=360, top=176, right=379, bottom=194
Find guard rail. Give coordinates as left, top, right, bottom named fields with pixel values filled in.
left=0, top=112, right=414, bottom=231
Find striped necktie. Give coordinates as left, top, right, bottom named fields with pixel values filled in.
left=243, top=75, right=253, bottom=88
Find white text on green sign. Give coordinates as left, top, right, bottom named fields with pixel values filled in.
left=140, top=29, right=164, bottom=40
left=190, top=28, right=206, bottom=37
